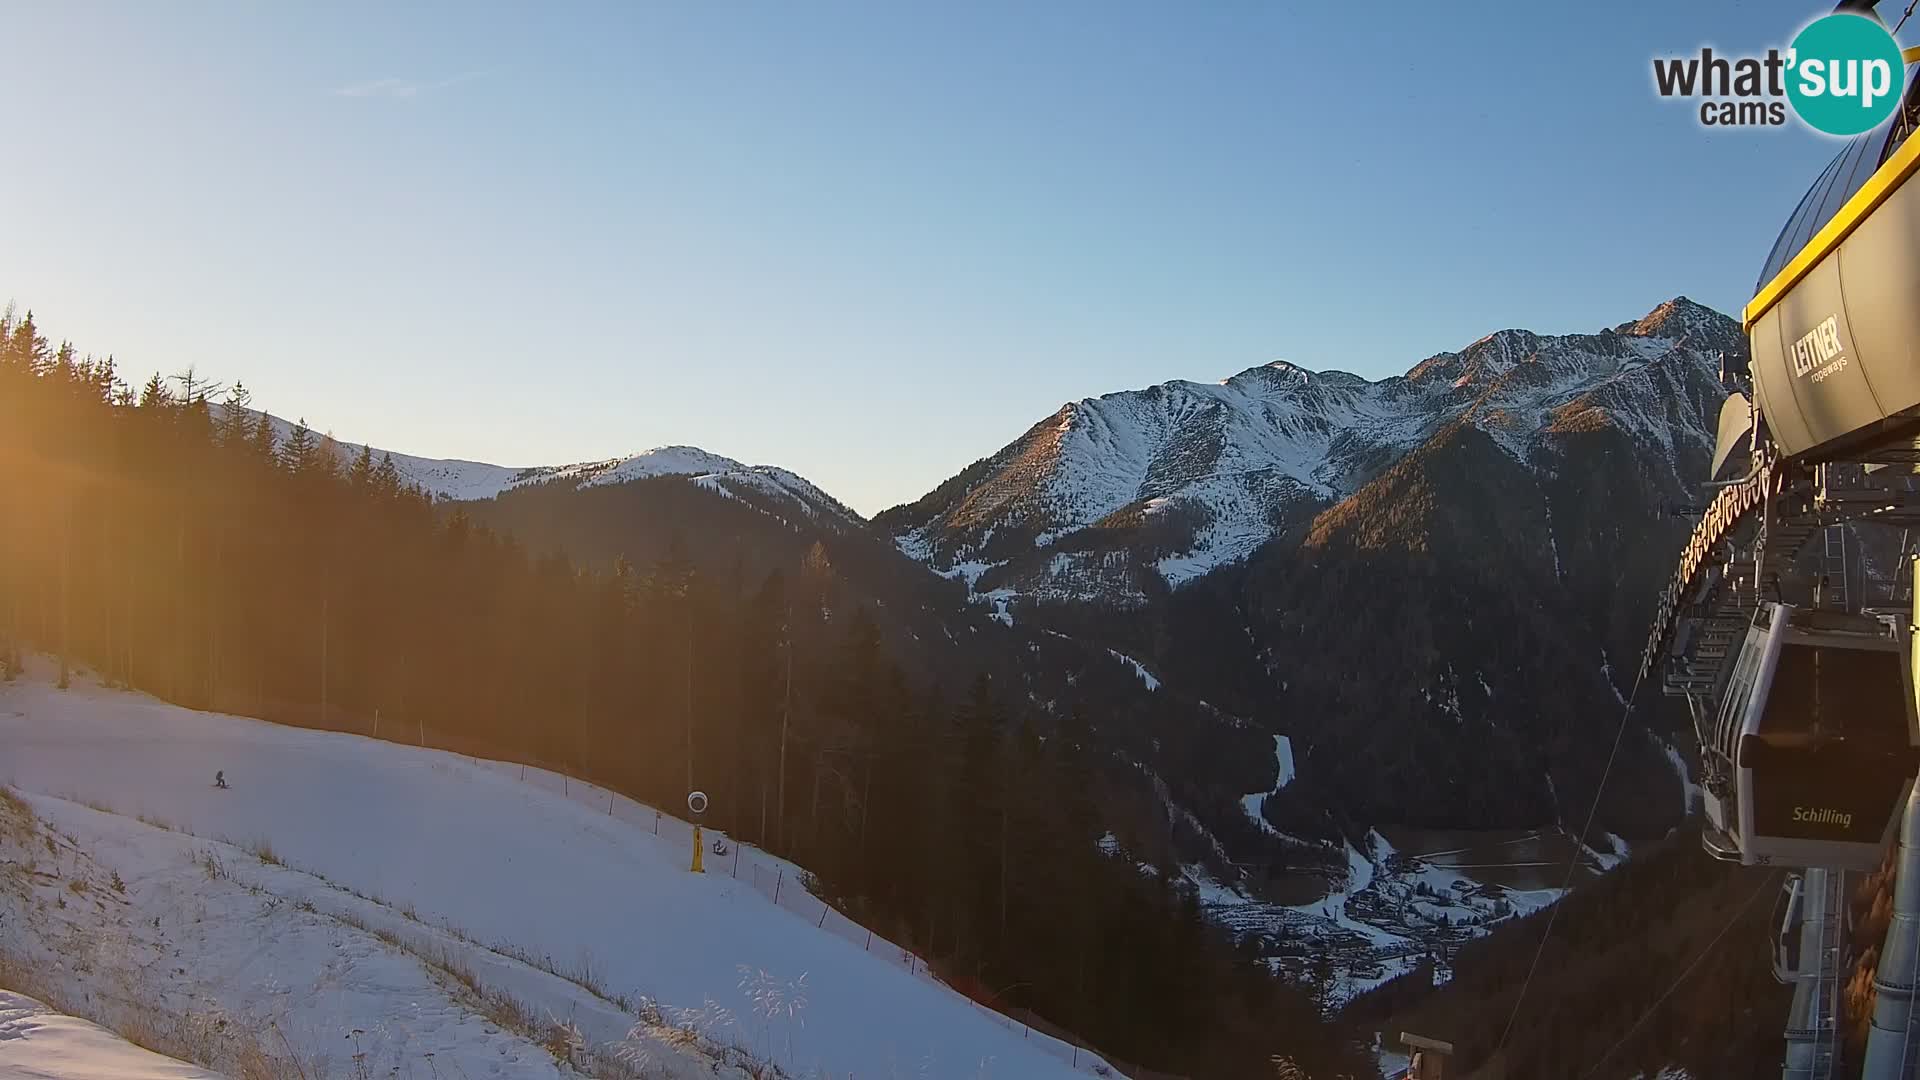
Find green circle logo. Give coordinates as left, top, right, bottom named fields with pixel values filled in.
left=1787, top=13, right=1906, bottom=135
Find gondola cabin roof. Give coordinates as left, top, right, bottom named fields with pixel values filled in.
left=1743, top=50, right=1920, bottom=460
left=1747, top=52, right=1920, bottom=331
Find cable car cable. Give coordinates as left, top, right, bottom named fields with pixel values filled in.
left=1495, top=664, right=1648, bottom=1055
left=1897, top=0, right=1919, bottom=35
left=1574, top=870, right=1781, bottom=1080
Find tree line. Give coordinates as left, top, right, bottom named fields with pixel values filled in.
left=0, top=306, right=1366, bottom=1078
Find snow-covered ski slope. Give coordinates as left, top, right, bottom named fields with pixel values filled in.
left=0, top=991, right=216, bottom=1079
left=0, top=671, right=1113, bottom=1079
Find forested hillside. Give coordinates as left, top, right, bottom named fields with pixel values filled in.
left=0, top=306, right=1369, bottom=1078
left=1352, top=829, right=1788, bottom=1079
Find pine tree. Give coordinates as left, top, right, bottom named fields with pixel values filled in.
left=250, top=411, right=276, bottom=460
left=373, top=452, right=402, bottom=496
left=219, top=383, right=254, bottom=447
left=184, top=392, right=215, bottom=445
left=347, top=444, right=376, bottom=491
left=954, top=672, right=1010, bottom=959
left=315, top=434, right=343, bottom=482
left=8, top=312, right=49, bottom=375
left=51, top=341, right=77, bottom=386
left=139, top=372, right=174, bottom=409
left=280, top=419, right=314, bottom=473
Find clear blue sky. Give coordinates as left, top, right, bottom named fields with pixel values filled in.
left=1, top=2, right=1865, bottom=514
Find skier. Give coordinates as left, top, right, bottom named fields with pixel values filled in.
left=213, top=770, right=228, bottom=790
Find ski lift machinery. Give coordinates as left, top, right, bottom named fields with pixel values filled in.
left=1636, top=8, right=1920, bottom=1075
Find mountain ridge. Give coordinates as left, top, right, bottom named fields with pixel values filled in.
left=876, top=296, right=1740, bottom=604
left=247, top=407, right=862, bottom=526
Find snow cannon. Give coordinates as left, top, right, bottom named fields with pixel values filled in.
left=688, top=790, right=709, bottom=873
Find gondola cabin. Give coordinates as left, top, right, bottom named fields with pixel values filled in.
left=1747, top=49, right=1920, bottom=461
left=1700, top=604, right=1918, bottom=870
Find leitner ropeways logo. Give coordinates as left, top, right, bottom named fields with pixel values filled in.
left=1791, top=314, right=1849, bottom=382
left=1653, top=12, right=1906, bottom=135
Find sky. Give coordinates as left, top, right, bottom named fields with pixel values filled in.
left=0, top=1, right=1872, bottom=515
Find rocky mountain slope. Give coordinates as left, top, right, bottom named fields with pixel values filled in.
left=878, top=297, right=1739, bottom=608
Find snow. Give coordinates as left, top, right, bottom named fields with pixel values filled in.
left=499, top=446, right=855, bottom=522
left=5, top=794, right=664, bottom=1080
left=1498, top=886, right=1566, bottom=919
left=1217, top=820, right=1622, bottom=1012
left=1285, top=834, right=1401, bottom=950
left=0, top=991, right=218, bottom=1079
left=1657, top=734, right=1703, bottom=814
left=1105, top=649, right=1160, bottom=691
left=939, top=559, right=1006, bottom=589
left=1600, top=653, right=1629, bottom=708
left=1431, top=668, right=1464, bottom=722
left=244, top=409, right=856, bottom=523
left=1584, top=831, right=1632, bottom=872
left=892, top=303, right=1727, bottom=601
left=0, top=670, right=1118, bottom=1080
left=1238, top=736, right=1297, bottom=836
left=1374, top=1032, right=1412, bottom=1080
left=1272, top=736, right=1296, bottom=788
left=1180, top=865, right=1254, bottom=908
left=893, top=528, right=936, bottom=562
left=1543, top=500, right=1565, bottom=581
left=980, top=588, right=1016, bottom=627
left=1237, top=796, right=1271, bottom=832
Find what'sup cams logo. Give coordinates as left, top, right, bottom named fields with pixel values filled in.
left=1653, top=11, right=1907, bottom=135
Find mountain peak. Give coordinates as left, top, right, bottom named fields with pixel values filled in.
left=1616, top=296, right=1736, bottom=342
left=237, top=415, right=858, bottom=523
left=1221, top=359, right=1370, bottom=390
left=886, top=298, right=1735, bottom=600
left=1222, top=359, right=1315, bottom=386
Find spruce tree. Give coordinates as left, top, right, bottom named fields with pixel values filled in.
left=374, top=452, right=402, bottom=496
left=219, top=383, right=254, bottom=447
left=139, top=372, right=173, bottom=409
left=316, top=434, right=343, bottom=482
left=9, top=312, right=49, bottom=375
left=347, top=444, right=376, bottom=491
left=280, top=419, right=314, bottom=473
left=250, top=411, right=276, bottom=460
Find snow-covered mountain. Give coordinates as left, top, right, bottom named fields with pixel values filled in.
left=863, top=299, right=1742, bottom=1006
left=249, top=409, right=858, bottom=524
left=879, top=297, right=1740, bottom=602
